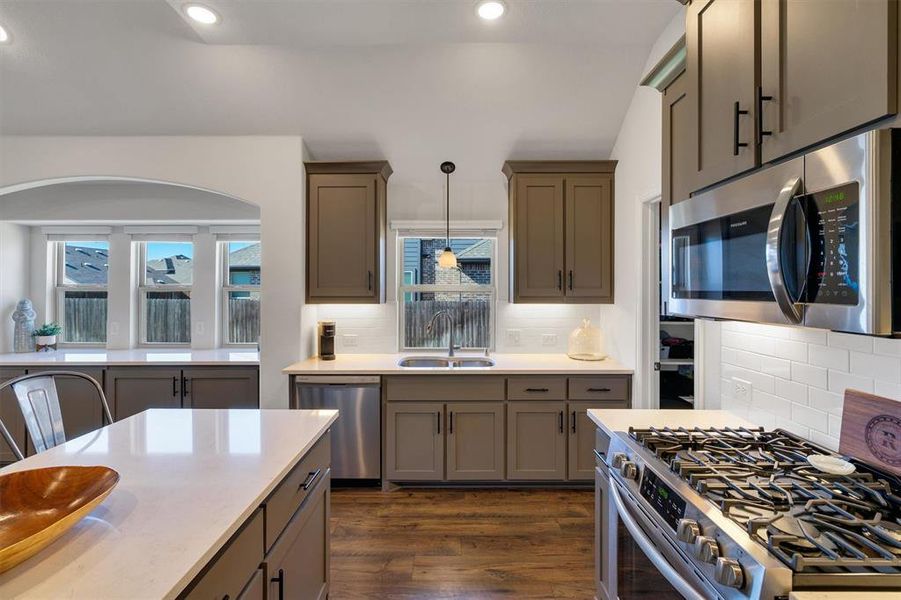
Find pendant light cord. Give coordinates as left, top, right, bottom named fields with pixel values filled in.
left=445, top=170, right=450, bottom=247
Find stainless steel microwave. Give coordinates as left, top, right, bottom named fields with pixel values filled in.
left=666, top=129, right=898, bottom=335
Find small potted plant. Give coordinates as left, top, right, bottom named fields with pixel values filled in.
left=33, top=322, right=62, bottom=352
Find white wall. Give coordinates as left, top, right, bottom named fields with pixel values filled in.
left=0, top=136, right=305, bottom=408
left=312, top=178, right=610, bottom=356
left=706, top=320, right=901, bottom=451
left=606, top=13, right=685, bottom=407
left=0, top=223, right=31, bottom=353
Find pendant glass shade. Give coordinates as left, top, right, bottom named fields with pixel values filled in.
left=438, top=247, right=457, bottom=269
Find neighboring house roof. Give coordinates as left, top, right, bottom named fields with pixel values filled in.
left=228, top=242, right=261, bottom=269
left=145, top=255, right=193, bottom=285
left=64, top=245, right=109, bottom=285
left=455, top=239, right=492, bottom=262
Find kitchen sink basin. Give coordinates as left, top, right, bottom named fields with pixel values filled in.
left=397, top=356, right=495, bottom=369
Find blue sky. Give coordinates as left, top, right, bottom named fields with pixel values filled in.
left=146, top=242, right=194, bottom=260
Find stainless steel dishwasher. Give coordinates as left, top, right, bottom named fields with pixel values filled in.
left=293, top=375, right=381, bottom=482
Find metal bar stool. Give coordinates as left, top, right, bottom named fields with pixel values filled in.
left=0, top=371, right=114, bottom=461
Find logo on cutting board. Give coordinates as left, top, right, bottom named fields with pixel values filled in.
left=865, top=415, right=901, bottom=466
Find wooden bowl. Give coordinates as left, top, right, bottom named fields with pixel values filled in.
left=0, top=465, right=119, bottom=573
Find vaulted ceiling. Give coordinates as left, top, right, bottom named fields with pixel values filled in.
left=0, top=1, right=679, bottom=181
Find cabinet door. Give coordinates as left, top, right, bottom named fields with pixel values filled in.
left=760, top=0, right=896, bottom=163
left=238, top=568, right=265, bottom=600
left=105, top=367, right=182, bottom=421
left=385, top=402, right=444, bottom=481
left=564, top=175, right=614, bottom=303
left=183, top=367, right=259, bottom=409
left=662, top=70, right=693, bottom=206
left=0, top=368, right=27, bottom=463
left=506, top=401, right=566, bottom=480
left=567, top=401, right=602, bottom=481
left=307, top=173, right=378, bottom=302
left=687, top=0, right=757, bottom=190
left=267, top=474, right=330, bottom=600
left=446, top=402, right=505, bottom=481
left=512, top=175, right=565, bottom=302
left=25, top=367, right=106, bottom=455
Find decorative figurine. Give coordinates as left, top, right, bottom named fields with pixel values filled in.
left=12, top=299, right=36, bottom=353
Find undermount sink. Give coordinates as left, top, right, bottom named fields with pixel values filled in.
left=397, top=356, right=495, bottom=369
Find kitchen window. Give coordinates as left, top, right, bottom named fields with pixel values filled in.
left=398, top=237, right=495, bottom=350
left=55, top=240, right=110, bottom=345
left=221, top=241, right=261, bottom=345
left=139, top=241, right=193, bottom=345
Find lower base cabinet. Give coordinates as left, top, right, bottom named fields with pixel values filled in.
left=446, top=402, right=505, bottom=481
left=267, top=473, right=331, bottom=600
left=385, top=402, right=444, bottom=481
left=568, top=400, right=605, bottom=481
left=507, top=401, right=567, bottom=480
left=238, top=568, right=265, bottom=600
left=106, top=367, right=183, bottom=420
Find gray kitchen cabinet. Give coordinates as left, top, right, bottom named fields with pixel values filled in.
left=662, top=69, right=692, bottom=206
left=238, top=568, right=265, bottom=600
left=507, top=400, right=566, bottom=480
left=504, top=162, right=617, bottom=304
left=759, top=0, right=897, bottom=163
left=686, top=0, right=757, bottom=190
left=183, top=367, right=259, bottom=409
left=0, top=368, right=27, bottom=464
left=305, top=162, right=391, bottom=304
left=267, top=472, right=330, bottom=600
left=106, top=367, right=182, bottom=420
left=385, top=402, right=444, bottom=481
left=567, top=401, right=600, bottom=481
left=25, top=367, right=106, bottom=455
left=446, top=402, right=505, bottom=481
left=564, top=174, right=614, bottom=302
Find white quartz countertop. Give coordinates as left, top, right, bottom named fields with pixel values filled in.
left=790, top=594, right=901, bottom=600
left=588, top=409, right=755, bottom=438
left=0, top=348, right=260, bottom=366
left=0, top=408, right=337, bottom=600
left=283, top=353, right=633, bottom=375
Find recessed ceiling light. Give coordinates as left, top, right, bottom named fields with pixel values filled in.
left=476, top=1, right=506, bottom=21
left=184, top=4, right=219, bottom=25
left=0, top=24, right=10, bottom=44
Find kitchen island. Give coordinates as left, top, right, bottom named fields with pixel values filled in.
left=0, top=408, right=337, bottom=600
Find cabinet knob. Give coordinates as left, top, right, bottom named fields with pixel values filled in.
left=676, top=518, right=700, bottom=544
left=694, top=536, right=720, bottom=564
left=611, top=453, right=628, bottom=469
left=715, top=557, right=744, bottom=589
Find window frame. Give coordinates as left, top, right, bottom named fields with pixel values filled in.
left=220, top=240, right=261, bottom=347
left=138, top=240, right=193, bottom=347
left=54, top=239, right=110, bottom=347
left=397, top=236, right=497, bottom=352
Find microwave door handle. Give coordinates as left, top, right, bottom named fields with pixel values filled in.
left=766, top=177, right=805, bottom=324
left=608, top=480, right=706, bottom=600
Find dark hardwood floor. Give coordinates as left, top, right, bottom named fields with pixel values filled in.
left=329, top=488, right=595, bottom=599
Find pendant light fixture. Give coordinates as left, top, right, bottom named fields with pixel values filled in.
left=438, top=161, right=458, bottom=269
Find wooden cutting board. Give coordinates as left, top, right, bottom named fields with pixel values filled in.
left=839, top=389, right=901, bottom=476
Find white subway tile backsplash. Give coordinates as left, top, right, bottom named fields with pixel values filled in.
left=807, top=344, right=849, bottom=371
left=849, top=351, right=901, bottom=383
left=717, top=321, right=901, bottom=452
left=791, top=362, right=828, bottom=389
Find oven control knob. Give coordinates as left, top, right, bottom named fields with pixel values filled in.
left=715, top=557, right=744, bottom=589
left=694, top=536, right=720, bottom=564
left=620, top=462, right=639, bottom=480
left=611, top=453, right=628, bottom=469
left=676, top=519, right=700, bottom=544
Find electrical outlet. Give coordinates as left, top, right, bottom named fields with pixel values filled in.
left=342, top=334, right=358, bottom=347
left=109, top=322, right=120, bottom=336
left=196, top=321, right=205, bottom=335
left=506, top=329, right=522, bottom=346
left=732, top=378, right=752, bottom=402
left=541, top=333, right=558, bottom=347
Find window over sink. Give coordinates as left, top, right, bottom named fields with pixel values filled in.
left=398, top=237, right=495, bottom=351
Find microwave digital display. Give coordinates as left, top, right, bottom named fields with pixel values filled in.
left=804, top=182, right=860, bottom=306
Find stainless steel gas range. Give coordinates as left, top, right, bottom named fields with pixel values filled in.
left=595, top=426, right=901, bottom=599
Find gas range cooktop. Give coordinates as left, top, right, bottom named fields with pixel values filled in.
left=629, top=426, right=901, bottom=576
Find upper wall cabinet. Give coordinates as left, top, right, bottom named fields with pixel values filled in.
left=662, top=69, right=692, bottom=206
left=759, top=0, right=897, bottom=163
left=305, top=161, right=392, bottom=304
left=503, top=161, right=616, bottom=304
left=685, top=0, right=898, bottom=192
left=686, top=0, right=758, bottom=191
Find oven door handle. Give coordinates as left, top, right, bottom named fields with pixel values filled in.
left=766, top=176, right=805, bottom=325
left=608, top=479, right=706, bottom=600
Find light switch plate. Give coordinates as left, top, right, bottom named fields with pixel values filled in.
left=541, top=334, right=558, bottom=347
left=342, top=334, right=358, bottom=347
left=732, top=377, right=752, bottom=402
left=506, top=329, right=522, bottom=346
